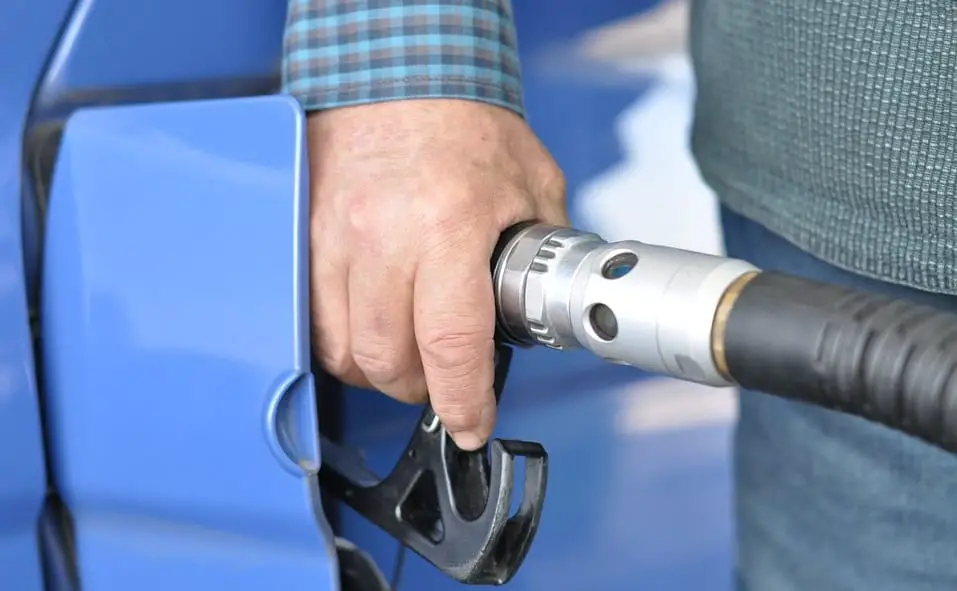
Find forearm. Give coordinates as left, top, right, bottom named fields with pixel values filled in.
left=281, top=0, right=524, bottom=116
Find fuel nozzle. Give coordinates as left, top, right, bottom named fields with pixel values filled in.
left=493, top=222, right=957, bottom=455
left=492, top=222, right=757, bottom=386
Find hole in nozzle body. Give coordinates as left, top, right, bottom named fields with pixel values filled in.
left=602, top=252, right=638, bottom=279
left=589, top=303, right=618, bottom=341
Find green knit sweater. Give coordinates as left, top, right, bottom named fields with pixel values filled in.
left=689, top=0, right=957, bottom=293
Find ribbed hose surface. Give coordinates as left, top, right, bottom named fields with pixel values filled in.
left=724, top=272, right=957, bottom=453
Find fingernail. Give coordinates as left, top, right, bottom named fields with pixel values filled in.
left=451, top=431, right=484, bottom=451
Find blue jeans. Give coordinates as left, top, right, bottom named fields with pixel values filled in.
left=721, top=206, right=957, bottom=591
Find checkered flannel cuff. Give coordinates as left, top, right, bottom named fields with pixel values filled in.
left=282, top=0, right=525, bottom=116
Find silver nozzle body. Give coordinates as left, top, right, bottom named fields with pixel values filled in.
left=493, top=224, right=758, bottom=386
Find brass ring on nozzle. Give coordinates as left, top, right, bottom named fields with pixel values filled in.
left=710, top=271, right=759, bottom=381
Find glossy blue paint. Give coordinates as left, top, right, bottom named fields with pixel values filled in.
left=33, top=0, right=284, bottom=120
left=0, top=2, right=74, bottom=590
left=41, top=96, right=339, bottom=589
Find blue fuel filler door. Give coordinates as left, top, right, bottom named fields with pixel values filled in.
left=40, top=96, right=342, bottom=590
left=38, top=93, right=547, bottom=590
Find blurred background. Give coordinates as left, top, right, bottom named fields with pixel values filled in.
left=340, top=1, right=739, bottom=589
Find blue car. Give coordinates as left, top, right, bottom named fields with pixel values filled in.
left=0, top=1, right=734, bottom=589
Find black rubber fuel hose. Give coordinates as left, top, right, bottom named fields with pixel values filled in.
left=719, top=271, right=957, bottom=453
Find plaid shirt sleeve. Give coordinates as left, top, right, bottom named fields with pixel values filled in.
left=281, top=0, right=524, bottom=117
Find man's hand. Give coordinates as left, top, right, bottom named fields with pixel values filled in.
left=308, top=99, right=568, bottom=450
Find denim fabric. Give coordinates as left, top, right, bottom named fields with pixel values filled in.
left=282, top=0, right=524, bottom=115
left=721, top=205, right=957, bottom=591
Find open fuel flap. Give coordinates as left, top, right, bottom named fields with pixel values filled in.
left=40, top=95, right=548, bottom=590
left=40, top=96, right=341, bottom=590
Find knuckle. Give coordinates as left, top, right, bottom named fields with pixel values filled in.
left=540, top=165, right=567, bottom=202
left=352, top=347, right=405, bottom=383
left=345, top=204, right=370, bottom=236
left=353, top=345, right=427, bottom=404
left=316, top=345, right=353, bottom=379
left=380, top=373, right=429, bottom=405
left=344, top=194, right=383, bottom=237
left=420, top=330, right=488, bottom=376
left=398, top=388, right=429, bottom=405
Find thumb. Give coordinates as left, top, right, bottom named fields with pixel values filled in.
left=536, top=183, right=570, bottom=227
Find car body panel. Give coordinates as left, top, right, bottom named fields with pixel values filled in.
left=0, top=1, right=75, bottom=589
left=32, top=0, right=283, bottom=121
left=40, top=95, right=339, bottom=590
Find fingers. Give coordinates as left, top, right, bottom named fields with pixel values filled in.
left=311, top=234, right=373, bottom=390
left=414, top=227, right=498, bottom=451
left=348, top=256, right=428, bottom=404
